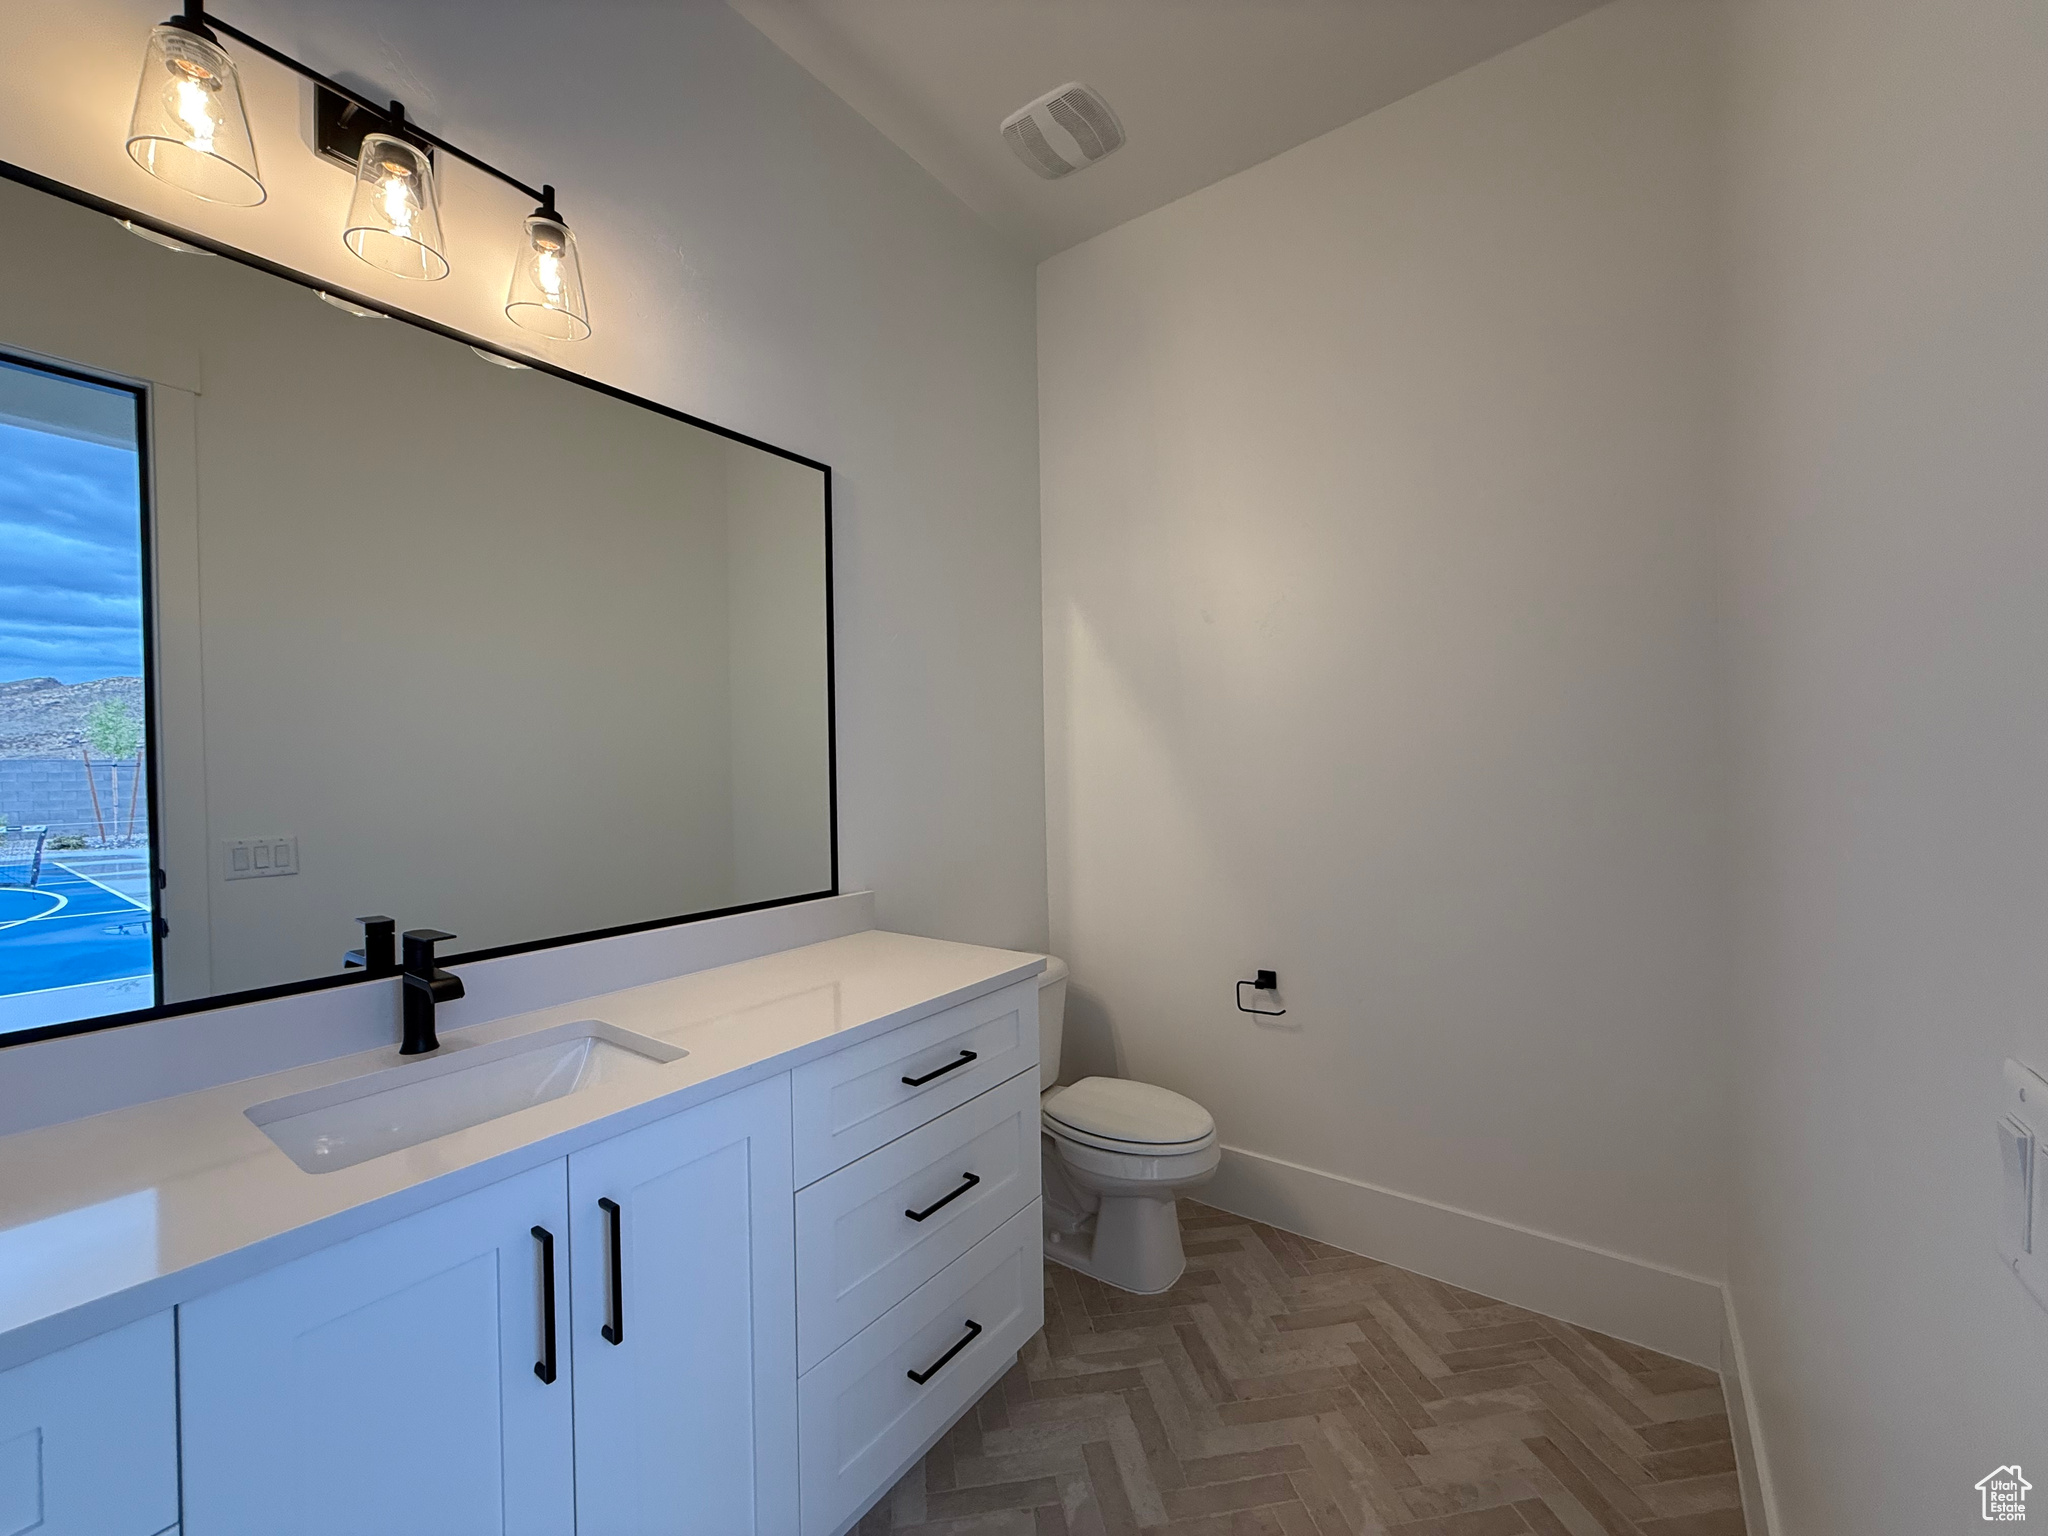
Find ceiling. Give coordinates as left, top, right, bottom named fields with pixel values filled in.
left=729, top=0, right=1609, bottom=261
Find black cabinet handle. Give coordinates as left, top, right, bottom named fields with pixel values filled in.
left=599, top=1197, right=625, bottom=1346
left=531, top=1225, right=558, bottom=1384
left=906, top=1172, right=981, bottom=1223
left=907, top=1319, right=982, bottom=1385
left=902, top=1050, right=977, bottom=1087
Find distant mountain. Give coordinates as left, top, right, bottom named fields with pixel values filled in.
left=0, top=677, right=146, bottom=758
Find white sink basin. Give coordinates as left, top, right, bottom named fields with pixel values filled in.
left=248, top=1020, right=687, bottom=1174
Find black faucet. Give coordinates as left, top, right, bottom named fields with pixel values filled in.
left=400, top=928, right=465, bottom=1055
left=344, top=914, right=398, bottom=976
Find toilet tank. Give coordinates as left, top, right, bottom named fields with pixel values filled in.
left=1036, top=955, right=1069, bottom=1089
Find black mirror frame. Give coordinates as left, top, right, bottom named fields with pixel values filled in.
left=0, top=157, right=839, bottom=1051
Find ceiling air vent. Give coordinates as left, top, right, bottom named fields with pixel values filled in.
left=1001, top=82, right=1126, bottom=180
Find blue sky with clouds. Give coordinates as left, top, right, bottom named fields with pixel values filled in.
left=0, top=420, right=145, bottom=686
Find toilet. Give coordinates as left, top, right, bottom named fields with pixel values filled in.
left=1035, top=956, right=1220, bottom=1294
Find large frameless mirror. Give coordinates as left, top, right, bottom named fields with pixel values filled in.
left=0, top=171, right=834, bottom=1044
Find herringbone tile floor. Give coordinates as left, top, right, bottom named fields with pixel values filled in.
left=856, top=1203, right=1745, bottom=1536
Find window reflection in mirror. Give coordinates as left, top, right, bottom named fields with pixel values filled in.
left=0, top=357, right=156, bottom=1035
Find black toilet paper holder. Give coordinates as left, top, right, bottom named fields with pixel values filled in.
left=1236, top=969, right=1286, bottom=1017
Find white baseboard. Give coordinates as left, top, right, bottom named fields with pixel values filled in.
left=1720, top=1288, right=1783, bottom=1536
left=1201, top=1144, right=1725, bottom=1368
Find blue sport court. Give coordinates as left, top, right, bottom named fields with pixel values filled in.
left=1, top=354, right=157, bottom=1034
left=0, top=863, right=154, bottom=999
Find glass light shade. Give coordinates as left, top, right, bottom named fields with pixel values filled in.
left=342, top=134, right=448, bottom=281
left=125, top=24, right=264, bottom=206
left=505, top=214, right=590, bottom=340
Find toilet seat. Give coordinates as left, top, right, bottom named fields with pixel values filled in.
left=1042, top=1077, right=1216, bottom=1155
left=1050, top=1132, right=1222, bottom=1187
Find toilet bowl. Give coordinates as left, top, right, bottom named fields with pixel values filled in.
left=1034, top=958, right=1220, bottom=1294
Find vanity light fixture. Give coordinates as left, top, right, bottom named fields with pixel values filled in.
left=119, top=0, right=591, bottom=335
left=125, top=2, right=263, bottom=206
left=341, top=110, right=448, bottom=281
left=505, top=187, right=589, bottom=340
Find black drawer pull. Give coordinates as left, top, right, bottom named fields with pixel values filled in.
left=599, top=1197, right=624, bottom=1345
left=905, top=1172, right=980, bottom=1223
left=907, top=1319, right=982, bottom=1385
left=902, top=1050, right=977, bottom=1087
left=531, top=1225, right=558, bottom=1384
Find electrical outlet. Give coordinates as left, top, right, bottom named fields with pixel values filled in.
left=223, top=836, right=298, bottom=880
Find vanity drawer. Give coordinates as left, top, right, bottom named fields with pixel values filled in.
left=796, top=1067, right=1040, bottom=1371
left=792, top=979, right=1037, bottom=1185
left=798, top=1200, right=1043, bottom=1536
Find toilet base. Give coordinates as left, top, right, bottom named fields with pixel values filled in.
left=1041, top=1191, right=1190, bottom=1295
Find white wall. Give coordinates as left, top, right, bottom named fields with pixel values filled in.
left=0, top=0, right=1045, bottom=962
left=1719, top=0, right=2048, bottom=1527
left=1040, top=0, right=1728, bottom=1310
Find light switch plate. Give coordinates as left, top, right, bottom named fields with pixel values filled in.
left=222, top=836, right=298, bottom=881
left=2000, top=1059, right=2048, bottom=1310
left=1999, top=1114, right=2034, bottom=1259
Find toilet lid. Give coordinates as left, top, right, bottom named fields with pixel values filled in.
left=1042, top=1077, right=1214, bottom=1150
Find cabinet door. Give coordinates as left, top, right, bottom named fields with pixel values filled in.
left=568, top=1074, right=798, bottom=1535
left=0, top=1312, right=177, bottom=1536
left=179, top=1162, right=575, bottom=1536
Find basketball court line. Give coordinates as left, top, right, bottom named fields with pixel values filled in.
left=0, top=864, right=157, bottom=999
left=0, top=889, right=68, bottom=932
left=47, top=858, right=151, bottom=910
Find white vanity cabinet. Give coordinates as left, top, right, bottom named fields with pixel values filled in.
left=795, top=1066, right=1041, bottom=1371
left=790, top=978, right=1045, bottom=1536
left=1, top=943, right=1047, bottom=1536
left=178, top=1159, right=578, bottom=1536
left=179, top=1075, right=799, bottom=1536
left=0, top=1312, right=178, bottom=1536
left=566, top=1073, right=798, bottom=1535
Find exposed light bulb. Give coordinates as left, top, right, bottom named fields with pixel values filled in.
left=171, top=69, right=219, bottom=153
left=506, top=198, right=590, bottom=341
left=378, top=164, right=416, bottom=238
left=342, top=131, right=447, bottom=281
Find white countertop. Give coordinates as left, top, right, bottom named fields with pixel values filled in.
left=0, top=929, right=1042, bottom=1372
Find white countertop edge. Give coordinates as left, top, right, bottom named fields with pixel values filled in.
left=0, top=939, right=1045, bottom=1373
